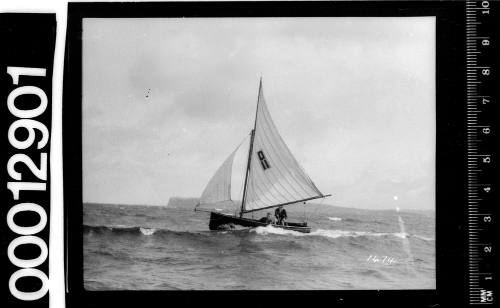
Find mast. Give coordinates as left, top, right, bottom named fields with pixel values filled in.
left=240, top=130, right=254, bottom=217
left=240, top=78, right=262, bottom=217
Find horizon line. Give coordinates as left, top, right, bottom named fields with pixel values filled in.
left=82, top=199, right=435, bottom=212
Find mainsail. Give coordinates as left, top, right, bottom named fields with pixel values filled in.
left=242, top=80, right=324, bottom=212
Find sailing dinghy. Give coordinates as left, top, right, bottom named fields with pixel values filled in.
left=195, top=78, right=331, bottom=233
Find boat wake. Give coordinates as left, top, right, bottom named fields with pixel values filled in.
left=250, top=225, right=433, bottom=241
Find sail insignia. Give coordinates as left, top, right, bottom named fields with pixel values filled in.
left=257, top=150, right=271, bottom=170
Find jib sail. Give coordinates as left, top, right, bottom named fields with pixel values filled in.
left=197, top=147, right=239, bottom=207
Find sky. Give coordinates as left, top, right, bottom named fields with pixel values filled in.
left=82, top=17, right=435, bottom=210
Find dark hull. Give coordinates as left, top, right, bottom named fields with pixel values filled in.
left=208, top=211, right=311, bottom=233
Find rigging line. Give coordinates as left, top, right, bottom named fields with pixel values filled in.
left=256, top=102, right=319, bottom=197
left=314, top=197, right=326, bottom=220
left=306, top=197, right=326, bottom=224
left=233, top=133, right=251, bottom=153
left=303, top=202, right=307, bottom=222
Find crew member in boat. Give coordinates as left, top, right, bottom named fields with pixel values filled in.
left=259, top=212, right=273, bottom=225
left=275, top=205, right=287, bottom=225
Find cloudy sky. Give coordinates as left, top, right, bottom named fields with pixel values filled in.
left=82, top=17, right=435, bottom=210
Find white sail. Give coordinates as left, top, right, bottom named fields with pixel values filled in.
left=242, top=80, right=324, bottom=212
left=198, top=147, right=239, bottom=206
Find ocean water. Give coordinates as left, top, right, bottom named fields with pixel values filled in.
left=83, top=202, right=435, bottom=290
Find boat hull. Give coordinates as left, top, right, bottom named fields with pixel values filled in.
left=208, top=211, right=311, bottom=233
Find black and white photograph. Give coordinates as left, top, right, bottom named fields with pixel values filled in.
left=82, top=16, right=436, bottom=290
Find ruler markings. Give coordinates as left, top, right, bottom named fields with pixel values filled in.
left=467, top=1, right=494, bottom=305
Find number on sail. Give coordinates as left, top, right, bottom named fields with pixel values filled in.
left=257, top=150, right=270, bottom=170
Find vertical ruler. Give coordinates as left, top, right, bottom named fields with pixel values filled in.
left=466, top=0, right=497, bottom=306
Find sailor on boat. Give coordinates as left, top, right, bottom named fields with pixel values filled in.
left=275, top=205, right=288, bottom=225
left=258, top=213, right=273, bottom=225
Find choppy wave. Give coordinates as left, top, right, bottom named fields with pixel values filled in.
left=139, top=227, right=156, bottom=235
left=84, top=224, right=141, bottom=233
left=85, top=224, right=169, bottom=236
left=84, top=203, right=435, bottom=290
left=84, top=224, right=433, bottom=244
left=84, top=224, right=243, bottom=238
